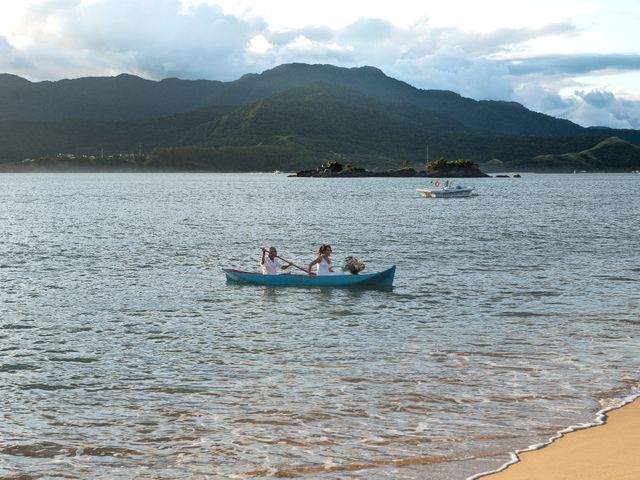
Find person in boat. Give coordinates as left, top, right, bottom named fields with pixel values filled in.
left=308, top=244, right=343, bottom=275
left=260, top=247, right=291, bottom=275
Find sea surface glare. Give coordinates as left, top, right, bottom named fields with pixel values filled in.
left=0, top=173, right=639, bottom=479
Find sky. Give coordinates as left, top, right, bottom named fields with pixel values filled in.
left=1, top=0, right=640, bottom=128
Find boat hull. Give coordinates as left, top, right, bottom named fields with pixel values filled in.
left=224, top=266, right=396, bottom=288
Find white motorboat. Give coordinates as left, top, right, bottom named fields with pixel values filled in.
left=417, top=181, right=474, bottom=198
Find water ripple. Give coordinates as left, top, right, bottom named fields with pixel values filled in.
left=0, top=173, right=638, bottom=479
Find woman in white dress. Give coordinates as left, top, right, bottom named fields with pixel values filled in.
left=308, top=244, right=343, bottom=275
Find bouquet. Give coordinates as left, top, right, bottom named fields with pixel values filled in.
left=344, top=256, right=366, bottom=275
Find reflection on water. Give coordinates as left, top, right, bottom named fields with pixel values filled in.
left=0, top=173, right=639, bottom=479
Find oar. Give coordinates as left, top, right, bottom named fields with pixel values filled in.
left=276, top=254, right=316, bottom=276
left=261, top=248, right=315, bottom=275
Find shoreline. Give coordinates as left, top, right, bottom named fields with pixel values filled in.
left=470, top=394, right=640, bottom=480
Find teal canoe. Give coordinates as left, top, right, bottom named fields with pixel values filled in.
left=223, top=266, right=395, bottom=288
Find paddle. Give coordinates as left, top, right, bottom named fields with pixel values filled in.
left=261, top=248, right=315, bottom=276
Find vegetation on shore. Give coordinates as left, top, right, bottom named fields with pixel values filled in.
left=293, top=158, right=490, bottom=177
left=526, top=136, right=640, bottom=172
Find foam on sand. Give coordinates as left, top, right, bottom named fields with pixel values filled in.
left=469, top=393, right=640, bottom=480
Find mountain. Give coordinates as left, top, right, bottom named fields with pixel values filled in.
left=0, top=103, right=236, bottom=161
left=0, top=64, right=592, bottom=136
left=0, top=73, right=225, bottom=121
left=586, top=126, right=640, bottom=145
left=1, top=63, right=639, bottom=172
left=523, top=136, right=640, bottom=172
left=203, top=64, right=589, bottom=137
left=163, top=82, right=612, bottom=169
left=198, top=82, right=467, bottom=149
left=0, top=81, right=607, bottom=171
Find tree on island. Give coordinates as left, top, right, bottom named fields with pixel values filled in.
left=322, top=159, right=343, bottom=172
left=293, top=155, right=488, bottom=177
left=426, top=158, right=476, bottom=171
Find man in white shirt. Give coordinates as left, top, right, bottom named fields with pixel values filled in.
left=260, top=247, right=292, bottom=274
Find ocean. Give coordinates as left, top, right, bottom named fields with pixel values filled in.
left=1, top=172, right=638, bottom=479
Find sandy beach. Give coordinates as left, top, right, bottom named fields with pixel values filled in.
left=480, top=396, right=640, bottom=480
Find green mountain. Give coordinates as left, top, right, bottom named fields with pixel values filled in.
left=523, top=137, right=640, bottom=172
left=198, top=82, right=467, bottom=151
left=150, top=82, right=606, bottom=170
left=0, top=63, right=592, bottom=135
left=200, top=63, right=585, bottom=137
left=1, top=63, right=640, bottom=172
left=0, top=73, right=225, bottom=121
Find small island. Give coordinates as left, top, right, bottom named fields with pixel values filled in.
left=292, top=158, right=490, bottom=178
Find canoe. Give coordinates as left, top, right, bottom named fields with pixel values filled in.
left=224, top=265, right=396, bottom=288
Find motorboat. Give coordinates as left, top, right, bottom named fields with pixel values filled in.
left=416, top=182, right=474, bottom=198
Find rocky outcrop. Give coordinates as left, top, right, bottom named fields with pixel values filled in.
left=292, top=165, right=490, bottom=178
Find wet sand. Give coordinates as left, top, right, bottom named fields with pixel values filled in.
left=480, top=397, right=640, bottom=480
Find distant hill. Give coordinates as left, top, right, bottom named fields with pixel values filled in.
left=1, top=63, right=640, bottom=172
left=586, top=126, right=640, bottom=145
left=522, top=137, right=640, bottom=172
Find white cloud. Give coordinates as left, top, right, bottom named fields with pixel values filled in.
left=247, top=34, right=272, bottom=54
left=513, top=83, right=640, bottom=129
left=573, top=89, right=640, bottom=129
left=1, top=0, right=261, bottom=80
left=389, top=46, right=514, bottom=101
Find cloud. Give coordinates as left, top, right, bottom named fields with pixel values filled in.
left=3, top=0, right=262, bottom=80
left=0, top=35, right=13, bottom=56
left=268, top=26, right=335, bottom=46
left=340, top=18, right=395, bottom=43
left=578, top=89, right=615, bottom=109
left=0, top=35, right=33, bottom=71
left=514, top=84, right=640, bottom=129
left=503, top=53, right=640, bottom=76
left=247, top=34, right=272, bottom=54
left=1, top=0, right=639, bottom=128
left=514, top=83, right=575, bottom=113
left=389, top=46, right=514, bottom=101
left=573, top=90, right=640, bottom=129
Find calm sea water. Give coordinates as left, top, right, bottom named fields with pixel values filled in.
left=0, top=173, right=638, bottom=479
